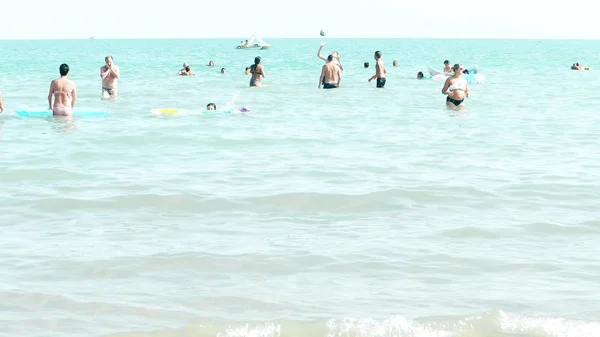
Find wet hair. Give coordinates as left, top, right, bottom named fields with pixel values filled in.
left=393, top=60, right=398, bottom=65
left=207, top=103, right=216, bottom=109
left=452, top=63, right=461, bottom=71
left=327, top=54, right=334, bottom=62
left=221, top=68, right=226, bottom=72
left=59, top=63, right=69, bottom=76
left=254, top=56, right=261, bottom=65
left=444, top=60, right=450, bottom=65
left=417, top=71, right=424, bottom=78
left=374, top=51, right=382, bottom=59
left=462, top=69, right=469, bottom=74
left=364, top=62, right=369, bottom=68
left=185, top=66, right=191, bottom=72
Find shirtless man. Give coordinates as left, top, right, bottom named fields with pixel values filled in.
left=319, top=54, right=341, bottom=89
left=443, top=60, right=452, bottom=74
left=100, top=56, right=120, bottom=99
left=368, top=51, right=387, bottom=88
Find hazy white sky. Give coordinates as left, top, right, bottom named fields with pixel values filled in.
left=1, top=0, right=598, bottom=39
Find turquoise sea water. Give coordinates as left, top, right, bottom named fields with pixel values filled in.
left=1, top=38, right=600, bottom=337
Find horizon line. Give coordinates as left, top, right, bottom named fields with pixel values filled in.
left=0, top=37, right=599, bottom=41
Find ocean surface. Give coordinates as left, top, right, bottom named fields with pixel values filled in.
left=1, top=38, right=600, bottom=337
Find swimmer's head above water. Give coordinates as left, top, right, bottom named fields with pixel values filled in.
left=393, top=60, right=398, bottom=66
left=59, top=63, right=70, bottom=76
left=364, top=62, right=369, bottom=68
left=221, top=68, right=226, bottom=74
left=452, top=63, right=463, bottom=73
left=207, top=103, right=216, bottom=110
left=417, top=71, right=424, bottom=79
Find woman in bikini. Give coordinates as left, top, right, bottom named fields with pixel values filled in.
left=48, top=63, right=77, bottom=116
left=441, top=63, right=469, bottom=110
left=249, top=56, right=265, bottom=87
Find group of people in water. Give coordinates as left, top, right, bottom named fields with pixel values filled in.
left=44, top=56, right=119, bottom=116
left=4, top=43, right=593, bottom=116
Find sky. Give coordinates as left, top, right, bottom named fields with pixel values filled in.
left=1, top=0, right=599, bottom=40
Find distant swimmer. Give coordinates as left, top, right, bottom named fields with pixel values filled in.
left=48, top=63, right=77, bottom=115
left=364, top=62, right=369, bottom=68
left=441, top=63, right=469, bottom=109
left=221, top=68, right=226, bottom=74
left=393, top=60, right=398, bottom=67
left=178, top=62, right=195, bottom=76
left=443, top=60, right=452, bottom=74
left=368, top=51, right=387, bottom=88
left=207, top=103, right=216, bottom=110
left=317, top=42, right=344, bottom=71
left=417, top=71, right=425, bottom=79
left=100, top=56, right=120, bottom=99
left=319, top=54, right=342, bottom=89
left=208, top=61, right=215, bottom=67
left=248, top=56, right=265, bottom=87
left=571, top=62, right=591, bottom=70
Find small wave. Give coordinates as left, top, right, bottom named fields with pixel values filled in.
left=523, top=221, right=600, bottom=235
left=97, top=311, right=600, bottom=337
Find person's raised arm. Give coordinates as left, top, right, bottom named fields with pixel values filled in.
left=317, top=42, right=327, bottom=61
left=101, top=66, right=109, bottom=79
left=110, top=66, right=120, bottom=79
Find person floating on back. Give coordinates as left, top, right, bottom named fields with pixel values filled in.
left=368, top=51, right=387, bottom=88
left=319, top=54, right=341, bottom=89
left=100, top=56, right=120, bottom=99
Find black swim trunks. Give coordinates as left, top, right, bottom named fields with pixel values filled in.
left=323, top=83, right=338, bottom=89
left=446, top=96, right=464, bottom=106
left=376, top=77, right=386, bottom=88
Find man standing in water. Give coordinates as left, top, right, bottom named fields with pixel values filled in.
left=368, top=51, right=387, bottom=88
left=319, top=54, right=341, bottom=89
left=100, top=56, right=120, bottom=99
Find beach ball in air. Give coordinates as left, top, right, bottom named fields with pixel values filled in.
left=320, top=30, right=326, bottom=36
